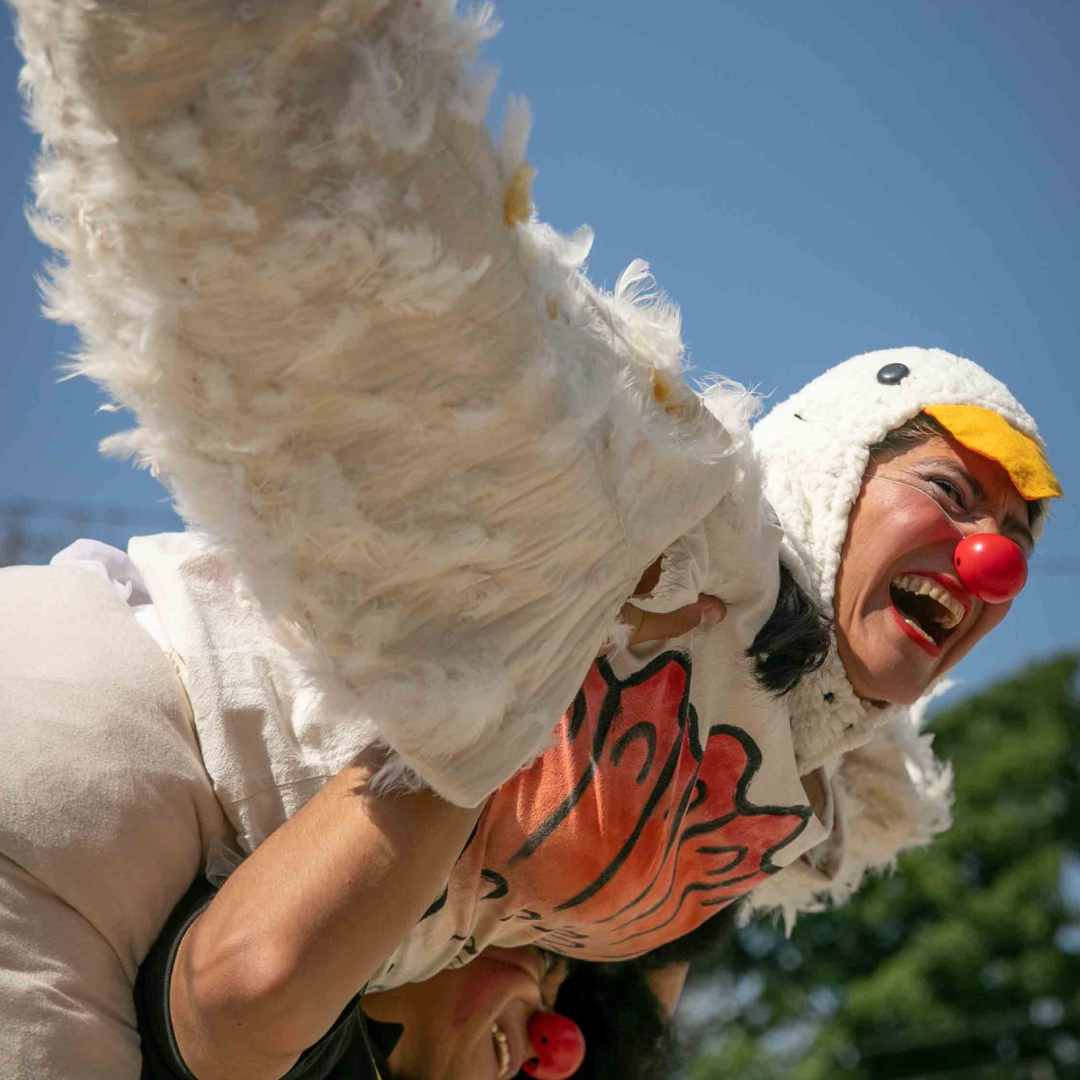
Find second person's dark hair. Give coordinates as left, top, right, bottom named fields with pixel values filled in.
left=535, top=904, right=743, bottom=1079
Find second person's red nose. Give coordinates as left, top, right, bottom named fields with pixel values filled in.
left=522, top=1011, right=586, bottom=1080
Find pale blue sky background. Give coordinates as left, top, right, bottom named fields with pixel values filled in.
left=1, top=0, right=1076, bottom=700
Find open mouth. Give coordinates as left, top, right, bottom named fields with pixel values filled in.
left=889, top=573, right=967, bottom=650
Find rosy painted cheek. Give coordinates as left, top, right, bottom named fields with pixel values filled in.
left=450, top=968, right=506, bottom=1029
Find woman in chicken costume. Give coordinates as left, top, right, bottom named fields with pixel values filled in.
left=0, top=0, right=1061, bottom=1076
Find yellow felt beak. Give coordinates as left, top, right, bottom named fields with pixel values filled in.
left=924, top=404, right=1062, bottom=501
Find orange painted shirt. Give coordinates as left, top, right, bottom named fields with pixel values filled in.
left=401, top=650, right=813, bottom=971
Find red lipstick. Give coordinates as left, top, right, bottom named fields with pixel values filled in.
left=889, top=604, right=942, bottom=657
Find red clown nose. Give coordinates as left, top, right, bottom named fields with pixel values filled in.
left=522, top=1011, right=586, bottom=1080
left=953, top=533, right=1028, bottom=604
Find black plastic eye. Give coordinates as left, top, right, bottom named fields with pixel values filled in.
left=876, top=363, right=910, bottom=385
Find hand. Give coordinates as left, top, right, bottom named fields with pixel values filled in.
left=620, top=594, right=726, bottom=648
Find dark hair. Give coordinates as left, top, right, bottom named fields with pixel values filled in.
left=867, top=409, right=952, bottom=461
left=867, top=411, right=1047, bottom=531
left=541, top=957, right=673, bottom=1079
left=530, top=904, right=742, bottom=1079
left=747, top=562, right=831, bottom=696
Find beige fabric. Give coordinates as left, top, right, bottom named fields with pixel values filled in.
left=0, top=565, right=229, bottom=1079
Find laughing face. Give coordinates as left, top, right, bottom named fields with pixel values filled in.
left=362, top=945, right=571, bottom=1080
left=834, top=433, right=1035, bottom=705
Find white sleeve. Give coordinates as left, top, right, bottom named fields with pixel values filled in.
left=629, top=528, right=710, bottom=614
left=50, top=538, right=150, bottom=605
left=13, top=0, right=754, bottom=805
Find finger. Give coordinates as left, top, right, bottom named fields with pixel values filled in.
left=628, top=595, right=726, bottom=646
left=663, top=598, right=726, bottom=637
left=696, top=595, right=726, bottom=626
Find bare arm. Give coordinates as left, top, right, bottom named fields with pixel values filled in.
left=170, top=754, right=482, bottom=1080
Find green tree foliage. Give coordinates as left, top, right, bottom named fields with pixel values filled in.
left=680, top=654, right=1080, bottom=1079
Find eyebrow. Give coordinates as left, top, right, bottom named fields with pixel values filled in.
left=917, top=457, right=1036, bottom=552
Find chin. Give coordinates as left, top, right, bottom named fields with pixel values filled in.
left=841, top=628, right=937, bottom=706
left=867, top=673, right=928, bottom=707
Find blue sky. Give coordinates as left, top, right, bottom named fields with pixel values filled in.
left=1, top=0, right=1076, bottom=699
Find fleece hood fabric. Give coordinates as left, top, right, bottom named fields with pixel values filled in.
left=753, top=346, right=1051, bottom=612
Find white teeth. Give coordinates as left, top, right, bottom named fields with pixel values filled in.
left=900, top=613, right=936, bottom=644
left=492, top=1022, right=511, bottom=1078
left=891, top=574, right=966, bottom=630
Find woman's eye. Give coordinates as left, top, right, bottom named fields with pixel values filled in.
left=929, top=476, right=966, bottom=507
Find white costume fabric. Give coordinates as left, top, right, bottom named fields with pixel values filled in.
left=11, top=0, right=758, bottom=810
left=2, top=0, right=1056, bottom=1074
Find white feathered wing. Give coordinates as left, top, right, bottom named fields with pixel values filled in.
left=12, top=0, right=753, bottom=804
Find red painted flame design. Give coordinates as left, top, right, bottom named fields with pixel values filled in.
left=478, top=653, right=811, bottom=958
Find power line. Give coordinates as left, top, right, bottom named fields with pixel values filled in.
left=0, top=495, right=178, bottom=524
left=0, top=498, right=180, bottom=567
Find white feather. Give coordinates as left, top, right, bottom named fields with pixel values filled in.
left=11, top=0, right=749, bottom=806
